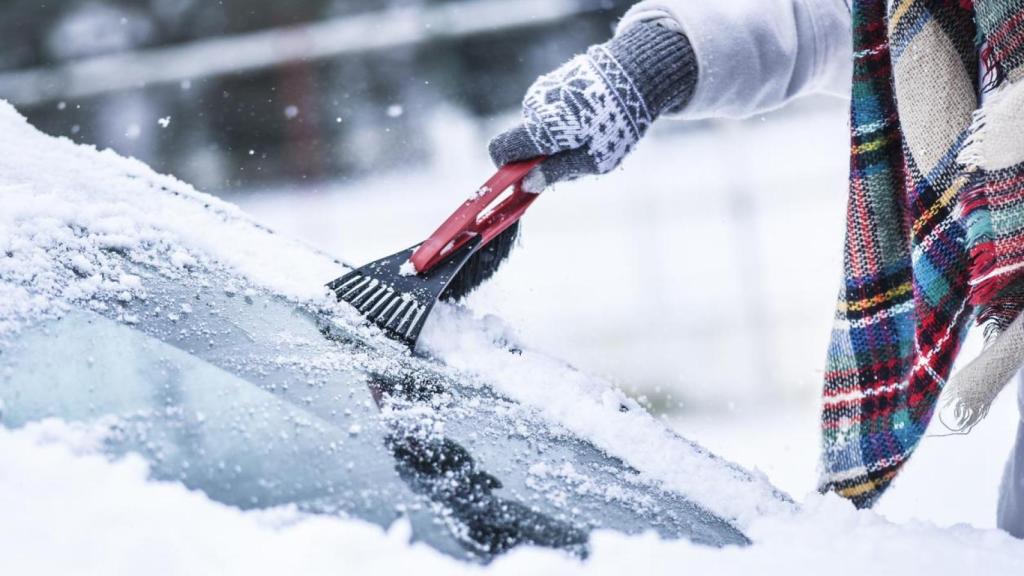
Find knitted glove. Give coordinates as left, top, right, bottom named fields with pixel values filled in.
left=489, top=21, right=697, bottom=191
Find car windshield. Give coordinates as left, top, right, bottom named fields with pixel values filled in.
left=0, top=259, right=747, bottom=561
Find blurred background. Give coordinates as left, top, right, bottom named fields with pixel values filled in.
left=4, top=0, right=1016, bottom=526
left=1, top=0, right=633, bottom=191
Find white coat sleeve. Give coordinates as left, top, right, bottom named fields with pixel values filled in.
left=617, top=0, right=852, bottom=120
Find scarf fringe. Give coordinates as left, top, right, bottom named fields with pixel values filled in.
left=942, top=303, right=1024, bottom=433
left=945, top=83, right=1024, bottom=434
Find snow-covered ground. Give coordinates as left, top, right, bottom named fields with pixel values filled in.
left=2, top=96, right=1024, bottom=574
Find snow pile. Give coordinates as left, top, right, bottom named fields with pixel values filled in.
left=3, top=422, right=1022, bottom=575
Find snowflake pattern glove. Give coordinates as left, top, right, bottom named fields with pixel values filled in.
left=489, top=21, right=697, bottom=192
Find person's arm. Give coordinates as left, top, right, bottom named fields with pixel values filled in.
left=622, top=0, right=852, bottom=120
left=490, top=0, right=852, bottom=190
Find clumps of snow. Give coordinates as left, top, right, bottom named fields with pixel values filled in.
left=3, top=422, right=1023, bottom=575
left=418, top=304, right=791, bottom=527
left=168, top=250, right=196, bottom=269
left=0, top=100, right=345, bottom=340
left=399, top=260, right=418, bottom=277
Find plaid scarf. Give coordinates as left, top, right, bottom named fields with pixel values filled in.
left=820, top=0, right=1024, bottom=507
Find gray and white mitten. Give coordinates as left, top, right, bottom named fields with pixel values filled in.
left=489, top=21, right=697, bottom=191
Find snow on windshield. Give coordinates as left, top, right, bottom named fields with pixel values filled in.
left=3, top=100, right=1024, bottom=572
left=0, top=98, right=782, bottom=523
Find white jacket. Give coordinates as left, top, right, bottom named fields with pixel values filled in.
left=618, top=0, right=853, bottom=119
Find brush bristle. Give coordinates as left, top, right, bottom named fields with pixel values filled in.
left=439, top=221, right=519, bottom=302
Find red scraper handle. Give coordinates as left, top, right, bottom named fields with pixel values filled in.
left=410, top=157, right=546, bottom=274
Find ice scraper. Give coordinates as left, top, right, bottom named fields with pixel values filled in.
left=328, top=157, right=544, bottom=347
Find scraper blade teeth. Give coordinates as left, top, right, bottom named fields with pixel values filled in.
left=337, top=276, right=372, bottom=301
left=327, top=233, right=488, bottom=347
left=354, top=281, right=389, bottom=310
left=328, top=272, right=363, bottom=295
left=385, top=300, right=414, bottom=332
left=404, top=306, right=427, bottom=340
left=372, top=295, right=403, bottom=327
left=364, top=287, right=395, bottom=316
left=344, top=278, right=376, bottom=305
left=395, top=303, right=421, bottom=337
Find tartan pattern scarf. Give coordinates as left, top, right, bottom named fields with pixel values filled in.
left=820, top=0, right=1024, bottom=507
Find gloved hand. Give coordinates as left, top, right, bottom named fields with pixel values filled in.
left=489, top=21, right=697, bottom=192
